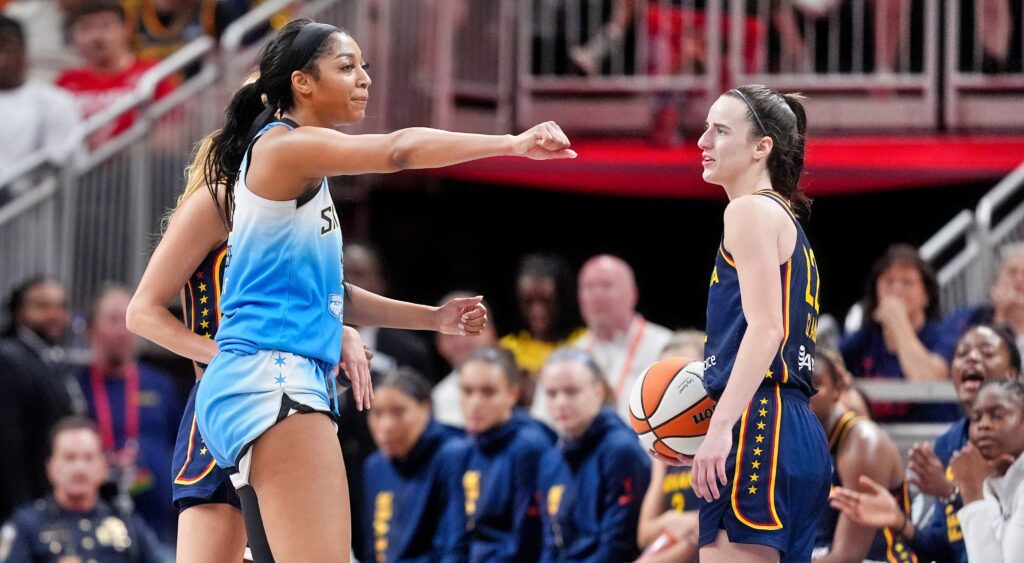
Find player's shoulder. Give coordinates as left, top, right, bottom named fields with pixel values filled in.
left=724, top=193, right=789, bottom=223
left=838, top=417, right=899, bottom=466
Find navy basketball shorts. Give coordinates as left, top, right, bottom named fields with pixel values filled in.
left=699, top=385, right=831, bottom=562
left=171, top=380, right=241, bottom=512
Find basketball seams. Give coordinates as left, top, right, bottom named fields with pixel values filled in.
left=646, top=396, right=717, bottom=438
left=638, top=359, right=686, bottom=422
left=629, top=358, right=715, bottom=457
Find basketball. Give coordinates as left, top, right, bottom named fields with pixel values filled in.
left=628, top=357, right=717, bottom=457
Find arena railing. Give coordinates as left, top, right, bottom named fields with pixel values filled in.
left=364, top=0, right=506, bottom=134
left=975, top=162, right=1024, bottom=288
left=0, top=36, right=219, bottom=312
left=727, top=0, right=940, bottom=130
left=0, top=0, right=370, bottom=314
left=944, top=0, right=1024, bottom=130
left=516, top=0, right=724, bottom=133
left=921, top=209, right=984, bottom=314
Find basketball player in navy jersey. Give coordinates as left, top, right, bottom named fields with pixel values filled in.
left=810, top=349, right=914, bottom=562
left=652, top=85, right=830, bottom=563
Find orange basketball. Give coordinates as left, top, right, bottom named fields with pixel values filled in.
left=628, top=357, right=716, bottom=457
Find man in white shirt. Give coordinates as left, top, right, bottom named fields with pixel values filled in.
left=533, top=254, right=671, bottom=423
left=0, top=15, right=80, bottom=201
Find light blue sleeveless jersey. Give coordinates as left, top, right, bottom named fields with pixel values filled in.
left=215, top=121, right=344, bottom=366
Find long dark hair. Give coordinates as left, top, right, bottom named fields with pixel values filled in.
left=204, top=19, right=344, bottom=231
left=724, top=84, right=811, bottom=217
left=514, top=253, right=580, bottom=342
left=864, top=244, right=941, bottom=322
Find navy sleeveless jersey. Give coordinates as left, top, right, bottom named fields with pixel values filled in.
left=703, top=189, right=820, bottom=400
left=182, top=243, right=228, bottom=341
left=661, top=465, right=699, bottom=514
left=816, top=412, right=917, bottom=561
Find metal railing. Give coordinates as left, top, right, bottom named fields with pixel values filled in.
left=944, top=0, right=1024, bottom=130
left=843, top=164, right=1024, bottom=333
left=517, top=0, right=724, bottom=132
left=510, top=0, right=945, bottom=131
left=920, top=209, right=983, bottom=314
left=0, top=36, right=219, bottom=310
left=728, top=0, right=940, bottom=130
left=0, top=0, right=367, bottom=312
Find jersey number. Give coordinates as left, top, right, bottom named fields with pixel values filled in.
left=671, top=492, right=686, bottom=513
left=802, top=245, right=820, bottom=313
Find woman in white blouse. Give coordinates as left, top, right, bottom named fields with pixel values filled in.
left=950, top=379, right=1024, bottom=562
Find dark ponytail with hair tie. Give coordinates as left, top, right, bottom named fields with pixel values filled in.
left=725, top=84, right=812, bottom=218
left=203, top=19, right=343, bottom=232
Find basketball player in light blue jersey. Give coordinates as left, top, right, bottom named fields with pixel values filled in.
left=191, top=18, right=574, bottom=562
left=130, top=127, right=374, bottom=561
left=127, top=83, right=548, bottom=561
left=652, top=85, right=831, bottom=563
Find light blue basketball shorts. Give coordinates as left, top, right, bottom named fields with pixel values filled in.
left=195, top=348, right=337, bottom=488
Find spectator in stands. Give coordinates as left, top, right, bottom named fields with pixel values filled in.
left=56, top=1, right=174, bottom=146
left=0, top=415, right=163, bottom=562
left=2, top=0, right=81, bottom=81
left=0, top=278, right=83, bottom=522
left=537, top=348, right=650, bottom=562
left=124, top=0, right=243, bottom=61
left=946, top=243, right=1024, bottom=357
left=360, top=368, right=464, bottom=563
left=774, top=0, right=910, bottom=74
left=500, top=254, right=585, bottom=407
left=502, top=254, right=585, bottom=374
left=76, top=285, right=182, bottom=546
left=841, top=244, right=958, bottom=420
left=635, top=334, right=703, bottom=563
left=811, top=347, right=914, bottom=562
left=432, top=291, right=497, bottom=428
left=961, top=0, right=1022, bottom=74
left=570, top=254, right=671, bottom=421
left=447, top=347, right=554, bottom=561
left=0, top=15, right=81, bottom=201
left=830, top=323, right=1021, bottom=563
left=950, top=379, right=1024, bottom=562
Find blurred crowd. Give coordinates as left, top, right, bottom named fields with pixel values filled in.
left=3, top=239, right=1024, bottom=561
